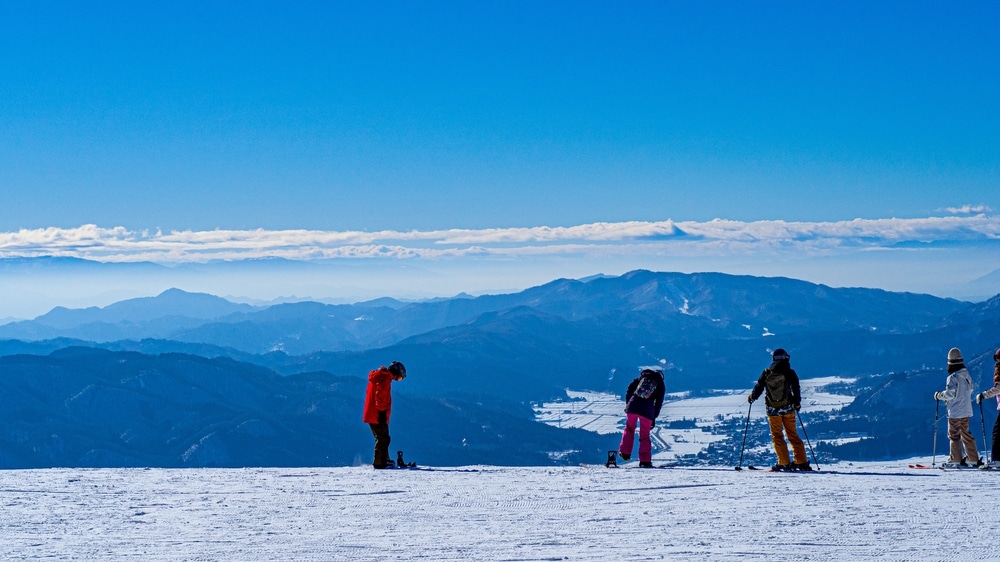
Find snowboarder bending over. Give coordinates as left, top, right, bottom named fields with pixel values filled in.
left=618, top=368, right=666, bottom=468
left=936, top=348, right=983, bottom=467
left=975, top=348, right=1000, bottom=469
left=748, top=348, right=811, bottom=472
left=363, top=361, right=407, bottom=469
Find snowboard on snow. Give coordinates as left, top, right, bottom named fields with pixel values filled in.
left=602, top=450, right=677, bottom=469
left=376, top=451, right=418, bottom=469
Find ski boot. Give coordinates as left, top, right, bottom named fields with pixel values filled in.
left=940, top=459, right=973, bottom=469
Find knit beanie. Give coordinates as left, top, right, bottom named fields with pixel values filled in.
left=947, top=347, right=963, bottom=365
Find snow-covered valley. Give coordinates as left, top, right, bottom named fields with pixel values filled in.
left=534, top=377, right=857, bottom=463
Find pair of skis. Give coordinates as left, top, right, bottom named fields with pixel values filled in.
left=909, top=463, right=991, bottom=470
left=738, top=465, right=816, bottom=472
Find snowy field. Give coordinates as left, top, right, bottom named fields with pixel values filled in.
left=534, top=377, right=856, bottom=460
left=0, top=462, right=996, bottom=561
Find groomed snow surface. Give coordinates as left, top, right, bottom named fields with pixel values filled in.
left=1, top=461, right=997, bottom=561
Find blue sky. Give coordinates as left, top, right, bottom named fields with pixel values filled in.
left=1, top=2, right=999, bottom=313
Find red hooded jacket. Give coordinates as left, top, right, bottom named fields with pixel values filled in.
left=363, top=366, right=394, bottom=424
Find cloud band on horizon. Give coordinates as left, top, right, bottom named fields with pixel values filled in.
left=0, top=215, right=997, bottom=263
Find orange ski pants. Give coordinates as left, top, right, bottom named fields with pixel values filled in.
left=768, top=412, right=807, bottom=466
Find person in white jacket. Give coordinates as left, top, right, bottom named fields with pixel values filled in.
left=975, top=348, right=1000, bottom=467
left=934, top=348, right=982, bottom=467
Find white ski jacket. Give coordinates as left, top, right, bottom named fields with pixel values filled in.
left=940, top=367, right=974, bottom=419
left=982, top=381, right=1000, bottom=411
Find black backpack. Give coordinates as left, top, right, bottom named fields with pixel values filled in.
left=764, top=369, right=789, bottom=408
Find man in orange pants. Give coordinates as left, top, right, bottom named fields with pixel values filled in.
left=748, top=348, right=811, bottom=472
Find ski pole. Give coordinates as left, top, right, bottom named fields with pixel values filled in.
left=980, top=400, right=989, bottom=463
left=932, top=398, right=940, bottom=467
left=735, top=402, right=752, bottom=471
left=796, top=409, right=820, bottom=471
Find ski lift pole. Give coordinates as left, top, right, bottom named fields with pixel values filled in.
left=796, top=409, right=820, bottom=471
left=735, top=402, right=752, bottom=471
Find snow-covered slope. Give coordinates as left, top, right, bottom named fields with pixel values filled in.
left=0, top=463, right=990, bottom=560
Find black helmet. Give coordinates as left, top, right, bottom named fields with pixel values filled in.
left=994, top=348, right=1000, bottom=362
left=388, top=361, right=407, bottom=379
left=772, top=348, right=790, bottom=361
left=640, top=368, right=663, bottom=378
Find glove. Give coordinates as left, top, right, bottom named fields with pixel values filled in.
left=933, top=391, right=944, bottom=401
left=977, top=393, right=984, bottom=404
left=794, top=403, right=801, bottom=411
left=747, top=395, right=755, bottom=404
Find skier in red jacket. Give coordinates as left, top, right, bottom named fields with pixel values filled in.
left=363, top=361, right=406, bottom=469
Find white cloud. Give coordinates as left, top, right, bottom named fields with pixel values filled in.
left=0, top=215, right=998, bottom=263
left=942, top=204, right=992, bottom=215
left=2, top=216, right=1000, bottom=319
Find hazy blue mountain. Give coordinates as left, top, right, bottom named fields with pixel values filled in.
left=0, top=337, right=96, bottom=356
left=0, top=337, right=267, bottom=364
left=959, top=264, right=1000, bottom=301
left=41, top=288, right=257, bottom=325
left=0, top=270, right=991, bottom=397
left=0, top=256, right=166, bottom=273
left=355, top=296, right=411, bottom=309
left=0, top=348, right=604, bottom=468
left=1, top=270, right=997, bottom=465
left=179, top=270, right=973, bottom=355
left=0, top=289, right=258, bottom=342
left=256, top=292, right=1000, bottom=401
left=2, top=270, right=970, bottom=354
left=168, top=301, right=408, bottom=354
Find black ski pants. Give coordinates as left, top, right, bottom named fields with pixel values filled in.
left=993, top=409, right=1000, bottom=462
left=369, top=410, right=391, bottom=468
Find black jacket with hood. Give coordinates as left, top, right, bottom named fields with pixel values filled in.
left=624, top=369, right=667, bottom=421
left=750, top=357, right=801, bottom=416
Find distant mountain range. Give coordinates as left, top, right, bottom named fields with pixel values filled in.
left=0, top=269, right=998, bottom=467
left=0, top=271, right=971, bottom=354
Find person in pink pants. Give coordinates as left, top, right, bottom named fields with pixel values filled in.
left=618, top=368, right=666, bottom=467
